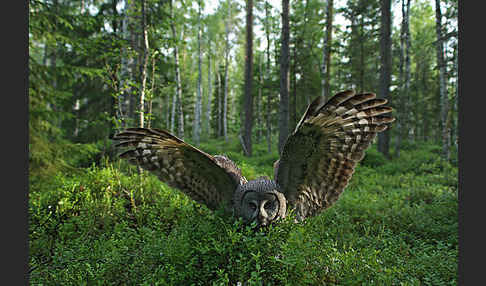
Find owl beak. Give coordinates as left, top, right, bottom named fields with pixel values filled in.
left=257, top=205, right=269, bottom=226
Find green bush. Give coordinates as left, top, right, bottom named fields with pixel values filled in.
left=29, top=141, right=458, bottom=285
left=361, top=146, right=387, bottom=168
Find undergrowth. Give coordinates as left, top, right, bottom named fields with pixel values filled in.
left=29, top=138, right=458, bottom=285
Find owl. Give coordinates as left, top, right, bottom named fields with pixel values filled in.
left=112, top=90, right=395, bottom=226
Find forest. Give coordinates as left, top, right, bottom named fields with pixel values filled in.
left=29, top=0, right=458, bottom=284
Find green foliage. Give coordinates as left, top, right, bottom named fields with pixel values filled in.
left=361, top=146, right=387, bottom=168
left=29, top=141, right=457, bottom=285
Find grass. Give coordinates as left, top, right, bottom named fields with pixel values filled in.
left=29, top=138, right=458, bottom=285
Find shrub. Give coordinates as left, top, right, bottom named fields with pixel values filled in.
left=29, top=140, right=458, bottom=285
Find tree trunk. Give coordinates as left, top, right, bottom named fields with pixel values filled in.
left=147, top=52, right=156, bottom=128
left=256, top=53, right=263, bottom=144
left=205, top=39, right=212, bottom=138
left=243, top=0, right=254, bottom=155
left=128, top=3, right=140, bottom=125
left=451, top=43, right=458, bottom=151
left=435, top=0, right=450, bottom=160
left=223, top=60, right=229, bottom=141
left=395, top=0, right=411, bottom=157
left=264, top=0, right=272, bottom=154
left=217, top=68, right=222, bottom=137
left=139, top=0, right=149, bottom=128
left=421, top=55, right=430, bottom=141
left=193, top=0, right=203, bottom=145
left=278, top=0, right=290, bottom=155
left=378, top=0, right=392, bottom=158
left=290, top=44, right=297, bottom=132
left=359, top=16, right=365, bottom=94
left=404, top=0, right=412, bottom=141
left=321, top=0, right=334, bottom=101
left=118, top=0, right=137, bottom=129
left=169, top=0, right=184, bottom=139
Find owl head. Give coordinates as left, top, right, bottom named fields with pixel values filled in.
left=232, top=178, right=287, bottom=227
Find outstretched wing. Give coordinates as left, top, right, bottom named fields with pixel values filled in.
left=112, top=128, right=243, bottom=212
left=275, top=90, right=395, bottom=221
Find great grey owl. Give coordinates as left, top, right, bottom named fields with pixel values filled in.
left=113, top=90, right=395, bottom=226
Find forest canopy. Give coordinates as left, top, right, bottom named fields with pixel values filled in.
left=29, top=0, right=458, bottom=164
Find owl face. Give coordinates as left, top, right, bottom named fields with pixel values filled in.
left=233, top=179, right=287, bottom=227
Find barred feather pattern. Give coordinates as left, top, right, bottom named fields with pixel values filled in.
left=113, top=128, right=241, bottom=212
left=276, top=90, right=395, bottom=221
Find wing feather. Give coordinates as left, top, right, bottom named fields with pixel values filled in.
left=113, top=128, right=242, bottom=212
left=275, top=91, right=395, bottom=221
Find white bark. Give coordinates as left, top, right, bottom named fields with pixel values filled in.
left=264, top=1, right=272, bottom=154
left=193, top=1, right=203, bottom=145
left=139, top=0, right=149, bottom=128
left=217, top=69, right=222, bottom=137
left=320, top=0, right=333, bottom=101
left=170, top=0, right=184, bottom=138
left=223, top=1, right=231, bottom=142
left=205, top=40, right=212, bottom=137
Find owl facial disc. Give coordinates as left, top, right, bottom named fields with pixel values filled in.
left=233, top=179, right=286, bottom=227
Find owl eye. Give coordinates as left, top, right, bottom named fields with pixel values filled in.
left=248, top=202, right=257, bottom=211
left=264, top=201, right=275, bottom=210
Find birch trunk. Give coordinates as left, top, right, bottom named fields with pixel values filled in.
left=223, top=2, right=231, bottom=142
left=435, top=0, right=450, bottom=160
left=359, top=16, right=365, bottom=93
left=205, top=39, right=212, bottom=138
left=170, top=0, right=184, bottom=139
left=264, top=1, right=272, bottom=154
left=193, top=0, right=203, bottom=145
left=139, top=0, right=149, bottom=128
left=223, top=58, right=229, bottom=142
left=147, top=52, right=156, bottom=128
left=217, top=69, right=222, bottom=137
left=320, top=0, right=333, bottom=101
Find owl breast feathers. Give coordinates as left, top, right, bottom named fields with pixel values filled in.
left=113, top=90, right=395, bottom=227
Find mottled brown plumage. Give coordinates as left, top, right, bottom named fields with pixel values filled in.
left=113, top=128, right=243, bottom=212
left=112, top=90, right=394, bottom=226
left=275, top=90, right=395, bottom=221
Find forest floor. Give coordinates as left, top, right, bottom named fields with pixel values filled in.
left=29, top=137, right=458, bottom=285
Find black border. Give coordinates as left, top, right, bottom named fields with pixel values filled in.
left=458, top=1, right=480, bottom=285
left=9, top=0, right=29, bottom=284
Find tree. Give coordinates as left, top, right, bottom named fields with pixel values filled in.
left=263, top=0, right=274, bottom=154
left=242, top=0, right=254, bottom=155
left=118, top=0, right=138, bottom=129
left=223, top=1, right=232, bottom=142
left=395, top=0, right=411, bottom=157
left=169, top=0, right=184, bottom=139
left=435, top=0, right=450, bottom=160
left=278, top=0, right=290, bottom=154
left=378, top=0, right=392, bottom=158
left=205, top=37, right=213, bottom=138
left=193, top=0, right=203, bottom=146
left=321, top=0, right=334, bottom=101
left=139, top=0, right=149, bottom=128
